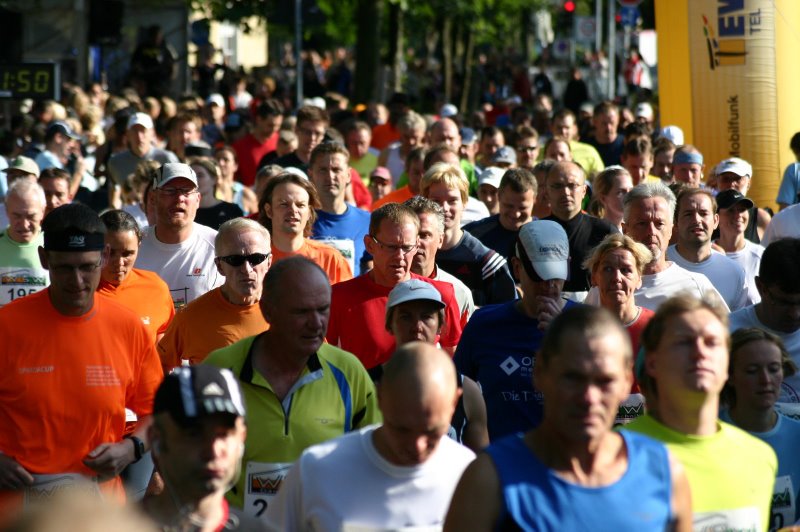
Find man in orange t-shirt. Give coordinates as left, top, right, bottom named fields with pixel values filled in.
left=97, top=210, right=174, bottom=344
left=158, top=218, right=272, bottom=372
left=263, top=172, right=352, bottom=284
left=0, top=204, right=162, bottom=516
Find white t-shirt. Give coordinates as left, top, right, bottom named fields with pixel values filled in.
left=762, top=203, right=800, bottom=247
left=667, top=245, right=751, bottom=311
left=729, top=305, right=800, bottom=403
left=265, top=425, right=475, bottom=531
left=724, top=240, right=764, bottom=305
left=135, top=222, right=222, bottom=310
left=462, top=197, right=491, bottom=226
left=434, top=266, right=476, bottom=322
left=585, top=262, right=729, bottom=312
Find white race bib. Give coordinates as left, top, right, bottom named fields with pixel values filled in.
left=771, top=475, right=796, bottom=532
left=244, top=462, right=292, bottom=520
left=24, top=473, right=100, bottom=508
left=317, top=239, right=356, bottom=276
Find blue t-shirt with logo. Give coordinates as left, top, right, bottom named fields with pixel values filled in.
left=455, top=299, right=578, bottom=441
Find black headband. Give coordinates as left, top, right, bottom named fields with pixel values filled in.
left=44, top=229, right=106, bottom=252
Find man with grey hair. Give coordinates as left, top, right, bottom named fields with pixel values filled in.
left=378, top=111, right=427, bottom=185
left=0, top=179, right=49, bottom=306
left=135, top=162, right=223, bottom=310
left=158, top=217, right=271, bottom=372
left=405, top=196, right=475, bottom=323
left=585, top=181, right=726, bottom=311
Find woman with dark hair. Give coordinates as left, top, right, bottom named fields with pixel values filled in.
left=214, top=145, right=258, bottom=215
left=190, top=157, right=243, bottom=230
left=97, top=209, right=174, bottom=345
left=721, top=328, right=800, bottom=529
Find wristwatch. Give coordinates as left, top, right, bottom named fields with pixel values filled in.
left=125, top=435, right=145, bottom=463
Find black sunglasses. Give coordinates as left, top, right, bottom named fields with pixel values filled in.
left=216, top=253, right=271, bottom=267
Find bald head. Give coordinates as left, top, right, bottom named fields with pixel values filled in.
left=430, top=119, right=461, bottom=150
left=382, top=341, right=457, bottom=399
left=376, top=341, right=460, bottom=465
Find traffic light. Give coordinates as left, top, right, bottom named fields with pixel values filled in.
left=563, top=1, right=576, bottom=12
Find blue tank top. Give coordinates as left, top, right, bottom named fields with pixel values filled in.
left=486, top=431, right=673, bottom=531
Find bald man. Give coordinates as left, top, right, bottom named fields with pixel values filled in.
left=266, top=342, right=476, bottom=531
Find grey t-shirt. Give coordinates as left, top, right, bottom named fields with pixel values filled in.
left=107, top=148, right=178, bottom=186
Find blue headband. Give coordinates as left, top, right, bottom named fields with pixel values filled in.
left=673, top=151, right=703, bottom=165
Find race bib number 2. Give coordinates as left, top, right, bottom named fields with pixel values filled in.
left=244, top=462, right=292, bottom=520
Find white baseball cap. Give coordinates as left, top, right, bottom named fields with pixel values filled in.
left=206, top=93, right=226, bottom=108
left=516, top=220, right=569, bottom=281
left=635, top=102, right=654, bottom=120
left=478, top=167, right=505, bottom=189
left=659, top=125, right=684, bottom=146
left=127, top=112, right=154, bottom=131
left=387, top=279, right=445, bottom=310
left=715, top=157, right=752, bottom=177
left=439, top=103, right=458, bottom=118
left=155, top=163, right=198, bottom=189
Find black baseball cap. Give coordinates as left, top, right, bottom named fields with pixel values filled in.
left=716, top=189, right=754, bottom=211
left=154, top=365, right=246, bottom=426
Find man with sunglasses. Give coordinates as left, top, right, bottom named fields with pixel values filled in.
left=729, top=238, right=800, bottom=405
left=327, top=203, right=463, bottom=374
left=158, top=218, right=271, bottom=372
left=136, top=162, right=224, bottom=310
left=0, top=204, right=162, bottom=515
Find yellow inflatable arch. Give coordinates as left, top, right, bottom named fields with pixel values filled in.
left=655, top=0, right=800, bottom=208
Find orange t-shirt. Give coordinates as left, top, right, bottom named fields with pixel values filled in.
left=370, top=122, right=400, bottom=150
left=272, top=238, right=354, bottom=285
left=96, top=268, right=175, bottom=344
left=370, top=185, right=414, bottom=212
left=157, top=286, right=269, bottom=372
left=0, top=290, right=162, bottom=510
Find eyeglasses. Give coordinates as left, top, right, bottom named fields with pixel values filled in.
left=516, top=145, right=538, bottom=152
left=159, top=187, right=198, bottom=197
left=370, top=235, right=418, bottom=255
left=49, top=262, right=103, bottom=275
left=216, top=253, right=271, bottom=267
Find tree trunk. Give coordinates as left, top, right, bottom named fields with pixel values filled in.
left=442, top=14, right=452, bottom=104
left=354, top=0, right=381, bottom=103
left=459, top=27, right=474, bottom=114
left=387, top=2, right=404, bottom=93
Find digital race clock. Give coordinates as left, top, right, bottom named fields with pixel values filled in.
left=0, top=63, right=60, bottom=100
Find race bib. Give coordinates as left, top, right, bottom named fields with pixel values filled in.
left=771, top=476, right=796, bottom=532
left=694, top=506, right=761, bottom=532
left=244, top=462, right=292, bottom=520
left=317, top=239, right=356, bottom=276
left=615, top=393, right=646, bottom=426
left=24, top=473, right=100, bottom=508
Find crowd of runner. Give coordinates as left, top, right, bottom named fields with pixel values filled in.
left=2, top=76, right=800, bottom=531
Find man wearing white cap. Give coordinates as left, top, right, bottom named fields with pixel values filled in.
left=201, top=93, right=227, bottom=146
left=634, top=102, right=655, bottom=130
left=476, top=167, right=504, bottom=215
left=713, top=156, right=771, bottom=243
left=455, top=219, right=577, bottom=441
left=108, top=112, right=179, bottom=209
left=135, top=162, right=223, bottom=310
